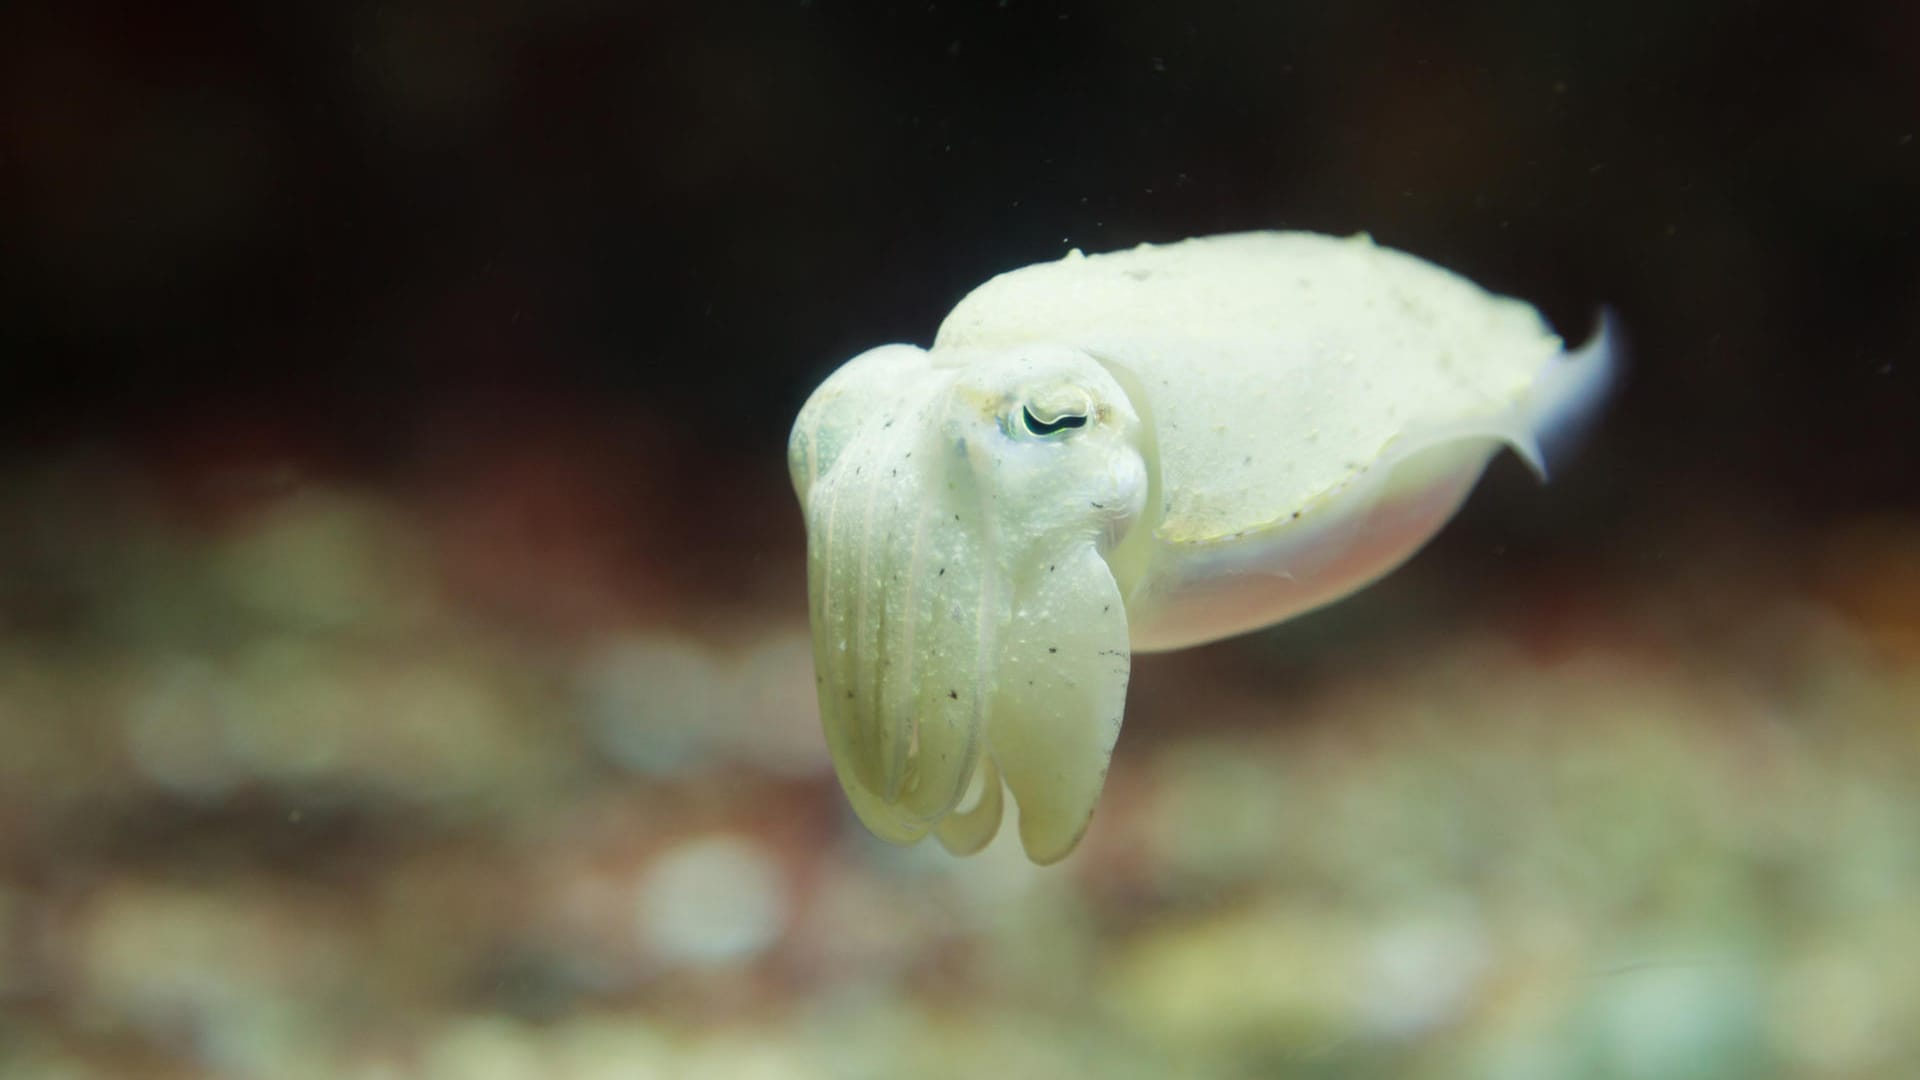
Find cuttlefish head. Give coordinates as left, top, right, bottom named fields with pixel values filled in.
left=788, top=343, right=1149, bottom=863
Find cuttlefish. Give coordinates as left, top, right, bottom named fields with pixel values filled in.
left=787, top=231, right=1615, bottom=864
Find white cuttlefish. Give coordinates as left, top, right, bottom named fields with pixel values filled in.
left=788, top=231, right=1616, bottom=864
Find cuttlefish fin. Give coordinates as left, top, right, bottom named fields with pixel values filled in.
left=1371, top=306, right=1622, bottom=488
left=1523, top=306, right=1622, bottom=480
left=988, top=541, right=1131, bottom=864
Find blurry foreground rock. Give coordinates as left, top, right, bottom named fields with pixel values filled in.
left=0, top=451, right=1916, bottom=1078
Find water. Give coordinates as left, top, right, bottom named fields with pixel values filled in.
left=2, top=2, right=1915, bottom=1076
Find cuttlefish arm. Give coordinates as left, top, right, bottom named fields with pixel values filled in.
left=792, top=346, right=985, bottom=846
left=985, top=514, right=1132, bottom=863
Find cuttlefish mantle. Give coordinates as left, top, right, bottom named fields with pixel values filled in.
left=787, top=230, right=1617, bottom=864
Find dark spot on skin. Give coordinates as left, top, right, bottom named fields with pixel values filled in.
left=1244, top=456, right=1253, bottom=466
left=1103, top=605, right=1110, bottom=613
left=953, top=514, right=960, bottom=521
left=846, top=690, right=854, bottom=699
left=1048, top=647, right=1058, bottom=654
left=1049, top=564, right=1056, bottom=572
left=938, top=567, right=946, bottom=576
left=948, top=690, right=959, bottom=700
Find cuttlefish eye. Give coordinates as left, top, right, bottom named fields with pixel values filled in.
left=1011, top=384, right=1093, bottom=439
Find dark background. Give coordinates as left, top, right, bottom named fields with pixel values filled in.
left=5, top=0, right=1916, bottom=527
left=3, top=5, right=1919, bottom=1075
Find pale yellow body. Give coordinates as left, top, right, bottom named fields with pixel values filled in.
left=790, top=231, right=1615, bottom=863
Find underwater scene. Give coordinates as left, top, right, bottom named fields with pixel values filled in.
left=3, top=3, right=1916, bottom=1078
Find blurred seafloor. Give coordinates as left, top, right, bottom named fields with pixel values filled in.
left=0, top=417, right=1915, bottom=1080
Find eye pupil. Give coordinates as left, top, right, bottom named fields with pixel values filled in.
left=1021, top=406, right=1089, bottom=437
